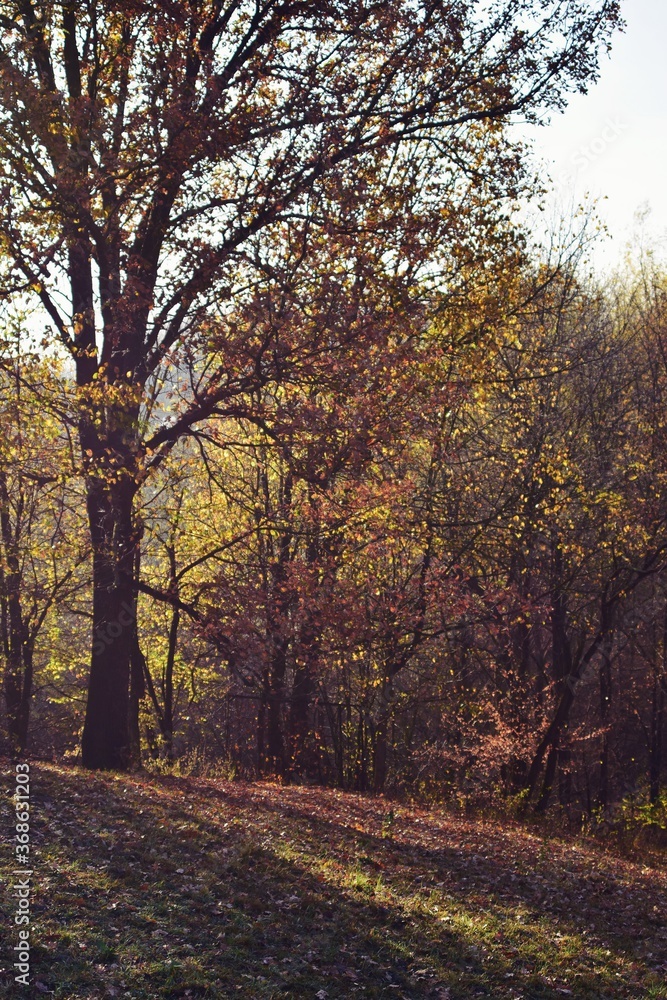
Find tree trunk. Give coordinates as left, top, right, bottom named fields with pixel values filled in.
left=69, top=172, right=147, bottom=770
left=526, top=540, right=617, bottom=812
left=597, top=642, right=613, bottom=810
left=289, top=655, right=313, bottom=777
left=649, top=671, right=664, bottom=805
left=649, top=599, right=667, bottom=804
left=266, top=685, right=285, bottom=777
left=127, top=548, right=147, bottom=768
left=81, top=475, right=138, bottom=770
left=288, top=516, right=325, bottom=780
left=135, top=550, right=179, bottom=763
left=3, top=640, right=33, bottom=757
left=535, top=740, right=560, bottom=813
left=128, top=620, right=146, bottom=768
left=262, top=471, right=292, bottom=778
left=265, top=584, right=289, bottom=777
left=162, top=603, right=180, bottom=763
left=373, top=714, right=388, bottom=793
left=356, top=709, right=368, bottom=792
left=373, top=678, right=393, bottom=793
left=558, top=745, right=573, bottom=808
left=0, top=471, right=33, bottom=755
left=257, top=691, right=267, bottom=775
left=529, top=536, right=572, bottom=810
left=289, top=595, right=321, bottom=779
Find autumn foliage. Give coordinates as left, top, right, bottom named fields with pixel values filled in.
left=2, top=0, right=665, bottom=832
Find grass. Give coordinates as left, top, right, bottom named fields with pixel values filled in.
left=0, top=761, right=665, bottom=998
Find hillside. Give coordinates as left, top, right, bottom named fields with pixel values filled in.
left=1, top=762, right=665, bottom=999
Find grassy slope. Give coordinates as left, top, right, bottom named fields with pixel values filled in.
left=0, top=762, right=665, bottom=999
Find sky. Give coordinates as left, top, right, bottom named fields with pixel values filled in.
left=522, top=0, right=667, bottom=272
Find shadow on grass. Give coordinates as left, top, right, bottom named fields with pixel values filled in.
left=0, top=764, right=664, bottom=1000
left=226, top=781, right=666, bottom=949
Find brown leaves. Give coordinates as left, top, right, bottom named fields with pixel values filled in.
left=1, top=761, right=665, bottom=998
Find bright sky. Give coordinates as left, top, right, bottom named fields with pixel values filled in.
left=524, top=0, right=667, bottom=272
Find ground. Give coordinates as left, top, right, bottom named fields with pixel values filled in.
left=0, top=762, right=665, bottom=999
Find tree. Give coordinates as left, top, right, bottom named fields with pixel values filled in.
left=0, top=345, right=86, bottom=753
left=0, top=0, right=621, bottom=768
left=427, top=246, right=667, bottom=812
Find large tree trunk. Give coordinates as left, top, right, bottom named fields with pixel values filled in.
left=81, top=475, right=138, bottom=770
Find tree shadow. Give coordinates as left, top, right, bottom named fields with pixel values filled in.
left=0, top=764, right=663, bottom=999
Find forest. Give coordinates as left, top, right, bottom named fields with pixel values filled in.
left=1, top=0, right=665, bottom=827
left=4, top=3, right=667, bottom=998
